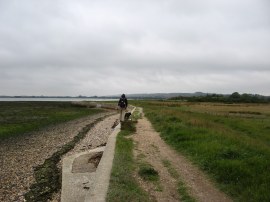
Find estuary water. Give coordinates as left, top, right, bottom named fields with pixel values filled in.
left=0, top=98, right=118, bottom=102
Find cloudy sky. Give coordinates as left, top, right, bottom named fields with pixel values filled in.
left=0, top=0, right=269, bottom=96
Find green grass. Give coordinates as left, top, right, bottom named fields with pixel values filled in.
left=177, top=181, right=196, bottom=202
left=132, top=108, right=142, bottom=121
left=0, top=102, right=104, bottom=139
left=162, top=159, right=179, bottom=179
left=138, top=163, right=159, bottom=181
left=133, top=100, right=270, bottom=202
left=107, top=121, right=150, bottom=202
left=137, top=162, right=162, bottom=192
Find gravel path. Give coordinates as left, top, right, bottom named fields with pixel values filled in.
left=0, top=111, right=116, bottom=202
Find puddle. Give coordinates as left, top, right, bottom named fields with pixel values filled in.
left=72, top=152, right=103, bottom=173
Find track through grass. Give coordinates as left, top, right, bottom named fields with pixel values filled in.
left=107, top=120, right=150, bottom=201
left=132, top=101, right=270, bottom=202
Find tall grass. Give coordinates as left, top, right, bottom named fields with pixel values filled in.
left=134, top=101, right=270, bottom=202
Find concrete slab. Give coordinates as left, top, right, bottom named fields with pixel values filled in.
left=61, top=147, right=105, bottom=202
left=61, top=107, right=136, bottom=202
left=85, top=107, right=136, bottom=202
left=84, top=124, right=120, bottom=202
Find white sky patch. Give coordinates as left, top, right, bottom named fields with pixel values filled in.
left=0, top=0, right=269, bottom=96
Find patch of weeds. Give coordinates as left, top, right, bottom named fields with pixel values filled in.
left=132, top=109, right=142, bottom=121
left=162, top=159, right=179, bottom=179
left=121, top=120, right=136, bottom=132
left=138, top=163, right=159, bottom=182
left=138, top=162, right=163, bottom=193
left=24, top=117, right=105, bottom=202
left=25, top=156, right=60, bottom=202
left=178, top=181, right=196, bottom=202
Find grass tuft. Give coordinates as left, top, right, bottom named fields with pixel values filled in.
left=120, top=120, right=136, bottom=132
left=138, top=164, right=159, bottom=181
left=162, top=159, right=196, bottom=202
left=177, top=181, right=196, bottom=202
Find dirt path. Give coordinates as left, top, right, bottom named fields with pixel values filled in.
left=133, top=108, right=232, bottom=202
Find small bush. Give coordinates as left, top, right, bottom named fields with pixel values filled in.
left=138, top=164, right=159, bottom=181
left=121, top=120, right=136, bottom=132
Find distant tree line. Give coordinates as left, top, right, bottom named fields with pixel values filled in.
left=169, top=92, right=270, bottom=103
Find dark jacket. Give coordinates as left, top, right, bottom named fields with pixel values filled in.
left=118, top=94, right=128, bottom=109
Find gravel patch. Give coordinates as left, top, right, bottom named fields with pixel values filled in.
left=64, top=114, right=119, bottom=156
left=0, top=111, right=116, bottom=202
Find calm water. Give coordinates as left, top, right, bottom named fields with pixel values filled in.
left=0, top=98, right=118, bottom=102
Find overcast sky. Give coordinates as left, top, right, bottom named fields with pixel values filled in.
left=0, top=0, right=269, bottom=96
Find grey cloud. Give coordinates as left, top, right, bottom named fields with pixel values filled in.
left=0, top=0, right=269, bottom=95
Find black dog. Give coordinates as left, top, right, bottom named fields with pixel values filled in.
left=124, top=112, right=132, bottom=120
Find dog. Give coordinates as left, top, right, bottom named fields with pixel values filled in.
left=124, top=112, right=132, bottom=120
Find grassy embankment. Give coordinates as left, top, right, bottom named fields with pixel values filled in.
left=133, top=101, right=270, bottom=202
left=107, top=110, right=150, bottom=201
left=0, top=101, right=104, bottom=139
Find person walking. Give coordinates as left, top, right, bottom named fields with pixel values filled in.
left=118, top=94, right=128, bottom=122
